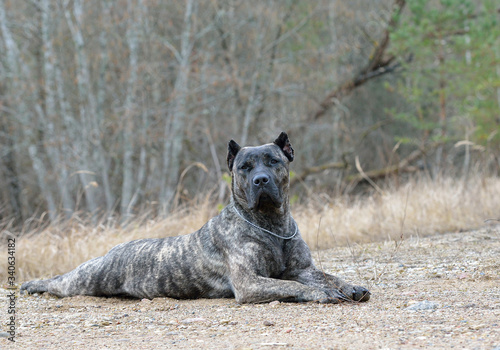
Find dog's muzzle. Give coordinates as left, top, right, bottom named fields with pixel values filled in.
left=248, top=172, right=282, bottom=210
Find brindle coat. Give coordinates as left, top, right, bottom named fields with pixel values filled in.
left=21, top=132, right=370, bottom=303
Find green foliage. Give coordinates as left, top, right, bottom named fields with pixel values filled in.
left=393, top=111, right=437, bottom=131
left=394, top=136, right=414, bottom=145
left=222, top=172, right=232, bottom=187
left=390, top=0, right=500, bottom=148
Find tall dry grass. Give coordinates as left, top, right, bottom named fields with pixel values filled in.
left=296, top=176, right=500, bottom=247
left=2, top=175, right=500, bottom=283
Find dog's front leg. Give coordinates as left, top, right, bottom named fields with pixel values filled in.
left=228, top=260, right=340, bottom=304
left=230, top=274, right=340, bottom=304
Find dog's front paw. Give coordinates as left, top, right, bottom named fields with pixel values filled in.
left=333, top=285, right=371, bottom=302
left=345, top=285, right=370, bottom=302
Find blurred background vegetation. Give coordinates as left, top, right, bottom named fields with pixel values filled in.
left=0, top=0, right=499, bottom=228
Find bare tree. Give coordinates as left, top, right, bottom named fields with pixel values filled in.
left=120, top=0, right=142, bottom=218
left=63, top=0, right=100, bottom=214
left=159, top=0, right=197, bottom=213
left=41, top=0, right=75, bottom=217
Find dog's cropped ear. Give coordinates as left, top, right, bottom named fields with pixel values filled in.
left=274, top=132, right=294, bottom=162
left=227, top=140, right=241, bottom=171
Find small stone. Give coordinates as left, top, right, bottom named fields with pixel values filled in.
left=181, top=317, right=206, bottom=324
left=263, top=320, right=275, bottom=327
left=269, top=301, right=280, bottom=307
left=0, top=332, right=10, bottom=338
left=463, top=303, right=476, bottom=308
left=469, top=324, right=486, bottom=330
left=406, top=300, right=438, bottom=310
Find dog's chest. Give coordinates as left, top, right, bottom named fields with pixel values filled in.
left=261, top=242, right=287, bottom=278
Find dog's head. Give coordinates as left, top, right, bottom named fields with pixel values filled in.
left=227, top=132, right=294, bottom=212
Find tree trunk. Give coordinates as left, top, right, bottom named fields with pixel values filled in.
left=240, top=70, right=260, bottom=146
left=64, top=0, right=101, bottom=214
left=0, top=122, right=22, bottom=224
left=121, top=0, right=141, bottom=219
left=29, top=145, right=58, bottom=220
left=496, top=51, right=500, bottom=117
left=159, top=0, right=196, bottom=213
left=95, top=1, right=115, bottom=212
left=41, top=0, right=74, bottom=217
left=434, top=36, right=447, bottom=177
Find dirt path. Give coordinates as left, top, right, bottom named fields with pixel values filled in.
left=2, top=227, right=500, bottom=349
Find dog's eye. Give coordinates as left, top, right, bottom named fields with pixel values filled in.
left=270, top=159, right=278, bottom=165
left=240, top=164, right=250, bottom=170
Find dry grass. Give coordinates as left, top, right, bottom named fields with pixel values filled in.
left=297, top=175, right=500, bottom=248
left=2, top=175, right=500, bottom=282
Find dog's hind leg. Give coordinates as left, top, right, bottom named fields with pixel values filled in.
left=20, top=255, right=115, bottom=297
left=20, top=279, right=50, bottom=294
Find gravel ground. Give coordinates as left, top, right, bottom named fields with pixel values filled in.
left=2, top=227, right=500, bottom=349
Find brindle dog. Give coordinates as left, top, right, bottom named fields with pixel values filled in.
left=21, top=132, right=370, bottom=303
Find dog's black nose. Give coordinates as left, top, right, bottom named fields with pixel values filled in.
left=253, top=174, right=270, bottom=187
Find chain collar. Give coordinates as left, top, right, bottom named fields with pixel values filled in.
left=232, top=206, right=298, bottom=240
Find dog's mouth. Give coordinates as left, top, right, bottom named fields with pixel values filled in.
left=257, top=193, right=274, bottom=206
left=249, top=190, right=282, bottom=211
